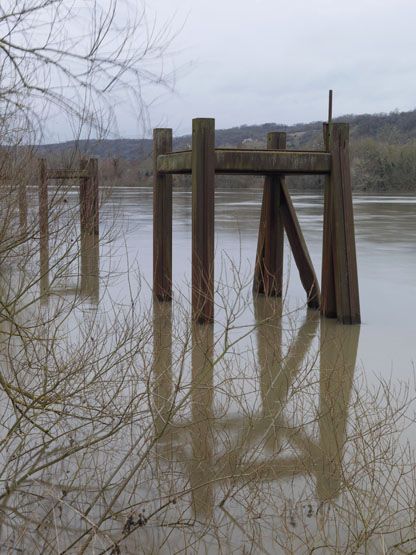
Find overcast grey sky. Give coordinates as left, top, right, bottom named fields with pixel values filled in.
left=131, top=0, right=416, bottom=137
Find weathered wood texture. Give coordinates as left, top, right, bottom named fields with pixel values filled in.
left=253, top=132, right=286, bottom=296
left=152, top=117, right=360, bottom=325
left=157, top=149, right=331, bottom=176
left=79, top=158, right=99, bottom=236
left=322, top=123, right=360, bottom=324
left=192, top=119, right=215, bottom=323
left=153, top=129, right=173, bottom=301
left=38, top=158, right=49, bottom=296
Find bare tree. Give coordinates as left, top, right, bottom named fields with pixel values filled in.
left=0, top=0, right=177, bottom=139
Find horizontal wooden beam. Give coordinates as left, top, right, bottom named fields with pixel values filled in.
left=157, top=149, right=331, bottom=176
left=47, top=169, right=89, bottom=180
left=157, top=151, right=192, bottom=174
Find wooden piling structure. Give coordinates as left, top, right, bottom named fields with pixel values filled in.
left=153, top=129, right=173, bottom=301
left=38, top=158, right=49, bottom=296
left=37, top=157, right=100, bottom=300
left=152, top=113, right=360, bottom=325
left=321, top=123, right=360, bottom=324
left=192, top=119, right=215, bottom=323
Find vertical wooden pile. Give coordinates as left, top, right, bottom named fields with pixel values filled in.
left=80, top=158, right=99, bottom=301
left=38, top=158, right=49, bottom=296
left=321, top=123, right=360, bottom=324
left=153, top=129, right=173, bottom=301
left=192, top=119, right=215, bottom=323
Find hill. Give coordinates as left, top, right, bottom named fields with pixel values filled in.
left=38, top=108, right=416, bottom=191
left=39, top=109, right=416, bottom=160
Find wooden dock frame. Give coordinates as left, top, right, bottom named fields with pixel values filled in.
left=38, top=158, right=99, bottom=297
left=153, top=118, right=360, bottom=325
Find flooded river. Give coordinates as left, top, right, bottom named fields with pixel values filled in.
left=103, top=187, right=416, bottom=379
left=1, top=185, right=416, bottom=553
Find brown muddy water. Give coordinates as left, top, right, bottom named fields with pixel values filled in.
left=1, top=186, right=416, bottom=553
left=102, top=187, right=416, bottom=379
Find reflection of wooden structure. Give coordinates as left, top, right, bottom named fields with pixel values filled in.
left=151, top=298, right=360, bottom=520
left=153, top=115, right=361, bottom=324
left=38, top=158, right=99, bottom=301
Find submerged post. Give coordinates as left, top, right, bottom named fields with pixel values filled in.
left=192, top=118, right=215, bottom=323
left=80, top=231, right=99, bottom=303
left=153, top=129, right=173, bottom=301
left=38, top=158, right=49, bottom=296
left=80, top=158, right=99, bottom=236
left=253, top=132, right=285, bottom=296
left=322, top=123, right=360, bottom=324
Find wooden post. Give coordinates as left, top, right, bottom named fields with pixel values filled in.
left=323, top=123, right=360, bottom=324
left=192, top=118, right=215, bottom=323
left=38, top=158, right=49, bottom=296
left=253, top=132, right=285, bottom=296
left=153, top=129, right=173, bottom=301
left=80, top=158, right=99, bottom=236
left=328, top=90, right=333, bottom=127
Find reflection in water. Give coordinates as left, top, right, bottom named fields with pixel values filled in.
left=38, top=227, right=100, bottom=304
left=318, top=319, right=359, bottom=501
left=255, top=296, right=319, bottom=454
left=152, top=296, right=360, bottom=533
left=39, top=214, right=49, bottom=300
left=152, top=300, right=173, bottom=438
left=190, top=323, right=214, bottom=520
left=5, top=188, right=415, bottom=552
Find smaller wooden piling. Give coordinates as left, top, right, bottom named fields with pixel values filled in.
left=192, top=118, right=215, bottom=323
left=80, top=158, right=99, bottom=236
left=38, top=158, right=49, bottom=296
left=253, top=132, right=285, bottom=296
left=153, top=129, right=173, bottom=301
left=322, top=123, right=360, bottom=324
